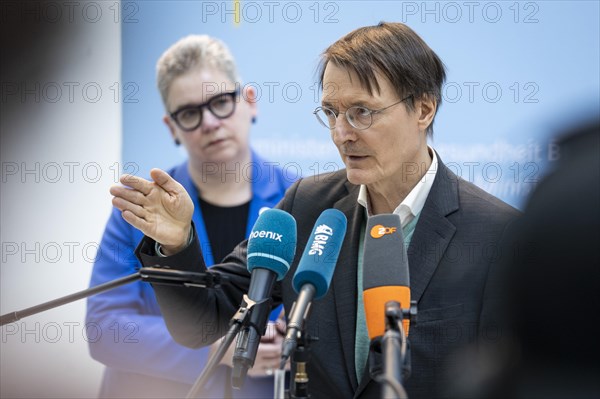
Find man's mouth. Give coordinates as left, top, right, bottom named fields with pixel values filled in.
left=346, top=154, right=367, bottom=161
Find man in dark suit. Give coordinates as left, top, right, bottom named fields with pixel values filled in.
left=111, top=22, right=519, bottom=398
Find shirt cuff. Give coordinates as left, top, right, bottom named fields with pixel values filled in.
left=155, top=228, right=194, bottom=257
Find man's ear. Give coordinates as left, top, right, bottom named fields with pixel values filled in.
left=416, top=94, right=437, bottom=133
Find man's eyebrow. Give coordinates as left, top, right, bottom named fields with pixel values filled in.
left=321, top=98, right=371, bottom=108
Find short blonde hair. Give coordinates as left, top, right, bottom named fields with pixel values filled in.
left=156, top=35, right=240, bottom=109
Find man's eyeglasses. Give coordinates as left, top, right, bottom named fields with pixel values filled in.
left=313, top=94, right=413, bottom=130
left=170, top=89, right=240, bottom=131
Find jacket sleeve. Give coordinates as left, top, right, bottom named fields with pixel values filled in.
left=136, top=223, right=256, bottom=348
left=139, top=180, right=302, bottom=348
left=86, top=207, right=211, bottom=384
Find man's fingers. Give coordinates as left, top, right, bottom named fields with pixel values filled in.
left=119, top=174, right=153, bottom=195
left=150, top=168, right=183, bottom=195
left=110, top=185, right=148, bottom=206
left=121, top=209, right=152, bottom=233
left=112, top=197, right=146, bottom=219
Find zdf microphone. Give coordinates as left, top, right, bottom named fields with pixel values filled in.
left=362, top=213, right=411, bottom=339
left=232, top=209, right=297, bottom=388
left=281, top=208, right=347, bottom=360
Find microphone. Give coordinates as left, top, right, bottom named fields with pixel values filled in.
left=362, top=213, right=411, bottom=339
left=232, top=209, right=297, bottom=388
left=281, top=209, right=347, bottom=360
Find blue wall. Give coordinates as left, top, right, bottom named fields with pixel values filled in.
left=122, top=1, right=599, bottom=209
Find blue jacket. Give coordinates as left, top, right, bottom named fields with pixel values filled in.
left=86, top=152, right=292, bottom=398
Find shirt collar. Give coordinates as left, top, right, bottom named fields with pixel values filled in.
left=358, top=146, right=438, bottom=227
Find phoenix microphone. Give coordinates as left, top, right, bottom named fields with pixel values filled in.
left=281, top=208, right=347, bottom=360
left=232, top=209, right=297, bottom=388
left=362, top=213, right=411, bottom=339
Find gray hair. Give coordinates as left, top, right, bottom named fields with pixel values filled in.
left=156, top=35, right=240, bottom=109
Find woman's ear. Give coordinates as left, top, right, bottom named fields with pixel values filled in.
left=242, top=85, right=258, bottom=122
left=163, top=115, right=180, bottom=145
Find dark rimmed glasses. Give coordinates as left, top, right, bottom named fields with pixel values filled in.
left=313, top=94, right=413, bottom=130
left=170, top=89, right=240, bottom=131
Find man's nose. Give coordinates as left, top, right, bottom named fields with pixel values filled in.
left=332, top=114, right=358, bottom=143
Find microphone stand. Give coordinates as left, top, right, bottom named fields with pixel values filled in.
left=370, top=300, right=417, bottom=399
left=1, top=273, right=138, bottom=326
left=288, top=334, right=317, bottom=399
left=185, top=294, right=261, bottom=399
left=0, top=267, right=228, bottom=327
left=279, top=331, right=338, bottom=398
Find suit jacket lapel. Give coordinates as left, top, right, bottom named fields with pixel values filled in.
left=408, top=159, right=459, bottom=303
left=331, top=182, right=363, bottom=391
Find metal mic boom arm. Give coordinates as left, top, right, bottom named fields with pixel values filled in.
left=0, top=267, right=228, bottom=327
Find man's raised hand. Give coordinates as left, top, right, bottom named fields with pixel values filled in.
left=110, top=168, right=194, bottom=255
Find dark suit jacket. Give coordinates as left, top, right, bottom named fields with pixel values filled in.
left=137, top=158, right=519, bottom=399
